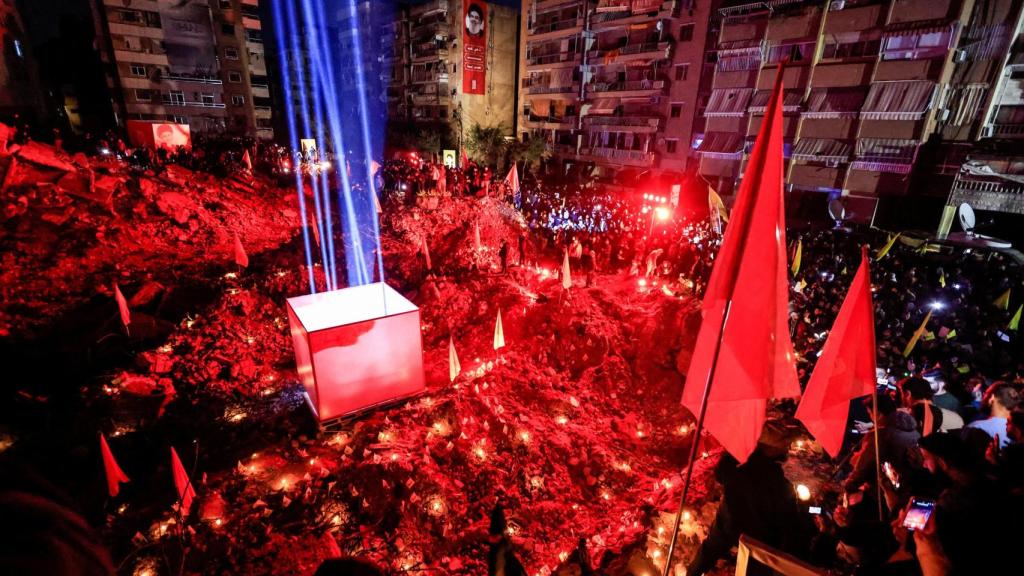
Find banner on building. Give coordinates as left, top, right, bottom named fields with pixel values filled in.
left=462, top=2, right=487, bottom=95
left=158, top=0, right=217, bottom=76
left=443, top=149, right=457, bottom=167
left=126, top=120, right=191, bottom=151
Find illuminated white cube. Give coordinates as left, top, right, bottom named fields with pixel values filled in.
left=286, top=283, right=425, bottom=422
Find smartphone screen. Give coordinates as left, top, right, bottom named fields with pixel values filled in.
left=903, top=499, right=935, bottom=531
left=808, top=506, right=822, bottom=515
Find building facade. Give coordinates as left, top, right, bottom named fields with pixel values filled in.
left=90, top=0, right=273, bottom=139
left=0, top=0, right=45, bottom=121
left=517, top=0, right=717, bottom=185
left=401, top=0, right=519, bottom=145
left=698, top=0, right=1023, bottom=225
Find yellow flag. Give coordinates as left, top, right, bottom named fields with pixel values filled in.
left=841, top=266, right=848, bottom=276
left=493, top=309, right=505, bottom=351
left=994, top=288, right=1011, bottom=310
left=945, top=329, right=957, bottom=340
left=939, top=271, right=946, bottom=288
left=709, top=187, right=729, bottom=223
left=796, top=278, right=807, bottom=292
left=922, top=331, right=935, bottom=342
left=903, top=309, right=933, bottom=357
left=448, top=337, right=461, bottom=383
left=1010, top=304, right=1022, bottom=331
left=875, top=233, right=901, bottom=261
left=791, top=239, right=802, bottom=277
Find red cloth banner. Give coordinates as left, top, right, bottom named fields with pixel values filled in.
left=680, top=66, right=800, bottom=463
left=796, top=247, right=877, bottom=457
left=463, top=2, right=487, bottom=95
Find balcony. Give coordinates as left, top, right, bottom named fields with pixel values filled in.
left=551, top=144, right=578, bottom=156
left=529, top=17, right=584, bottom=40
left=587, top=41, right=672, bottom=64
left=949, top=174, right=1024, bottom=215
left=412, top=72, right=450, bottom=84
left=524, top=115, right=579, bottom=129
left=163, top=73, right=222, bottom=85
left=590, top=2, right=675, bottom=30
left=587, top=79, right=666, bottom=96
left=412, top=45, right=448, bottom=62
left=581, top=147, right=656, bottom=167
left=160, top=97, right=227, bottom=109
left=411, top=92, right=450, bottom=106
left=583, top=115, right=661, bottom=132
left=527, top=52, right=582, bottom=68
left=527, top=84, right=579, bottom=95
left=992, top=123, right=1024, bottom=137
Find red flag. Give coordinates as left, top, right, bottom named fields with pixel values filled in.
left=100, top=433, right=129, bottom=498
left=504, top=163, right=520, bottom=195
left=460, top=148, right=469, bottom=168
left=113, top=282, right=131, bottom=331
left=796, top=246, right=877, bottom=457
left=242, top=150, right=253, bottom=172
left=171, top=447, right=195, bottom=517
left=680, top=65, right=799, bottom=463
left=234, top=234, right=249, bottom=268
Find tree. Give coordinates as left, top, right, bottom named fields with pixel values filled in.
left=465, top=122, right=508, bottom=168
left=508, top=136, right=549, bottom=174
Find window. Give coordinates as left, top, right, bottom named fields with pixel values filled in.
left=674, top=63, right=689, bottom=81
left=123, top=36, right=137, bottom=51
left=228, top=71, right=242, bottom=83
left=130, top=64, right=147, bottom=77
left=168, top=90, right=185, bottom=104
left=219, top=1, right=232, bottom=8
left=134, top=89, right=152, bottom=102
left=232, top=95, right=245, bottom=106
left=201, top=93, right=215, bottom=105
left=670, top=103, right=683, bottom=118
left=566, top=105, right=576, bottom=117
left=222, top=24, right=235, bottom=35
left=439, top=107, right=448, bottom=118
left=171, top=115, right=188, bottom=124
left=679, top=24, right=695, bottom=42
left=117, top=10, right=139, bottom=23
left=225, top=47, right=239, bottom=60
left=666, top=139, right=679, bottom=154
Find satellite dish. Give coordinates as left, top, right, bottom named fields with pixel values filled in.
left=944, top=202, right=1011, bottom=249
left=958, top=202, right=976, bottom=234
left=827, top=198, right=851, bottom=232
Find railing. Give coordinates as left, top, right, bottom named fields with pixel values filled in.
left=591, top=2, right=671, bottom=25
left=528, top=84, right=578, bottom=94
left=250, top=83, right=269, bottom=89
left=588, top=79, right=665, bottom=92
left=413, top=72, right=450, bottom=83
left=584, top=116, right=660, bottom=128
left=993, top=123, right=1024, bottom=136
left=161, top=98, right=227, bottom=109
left=586, top=147, right=655, bottom=164
left=527, top=52, right=579, bottom=66
left=955, top=178, right=1024, bottom=195
left=163, top=73, right=222, bottom=85
left=530, top=17, right=583, bottom=35
left=588, top=41, right=671, bottom=59
left=552, top=144, right=578, bottom=156
left=526, top=115, right=578, bottom=125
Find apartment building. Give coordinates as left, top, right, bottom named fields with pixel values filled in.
left=90, top=0, right=273, bottom=138
left=0, top=0, right=45, bottom=121
left=401, top=0, right=518, bottom=141
left=212, top=0, right=274, bottom=139
left=698, top=0, right=1022, bottom=224
left=518, top=0, right=715, bottom=185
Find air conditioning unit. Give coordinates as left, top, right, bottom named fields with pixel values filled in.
left=981, top=124, right=995, bottom=138
left=830, top=0, right=846, bottom=10
left=826, top=159, right=840, bottom=168
left=953, top=49, right=967, bottom=63
left=937, top=109, right=951, bottom=122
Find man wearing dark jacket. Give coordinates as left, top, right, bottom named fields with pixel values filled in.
left=687, top=426, right=814, bottom=576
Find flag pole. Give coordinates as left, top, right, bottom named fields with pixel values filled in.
left=662, top=301, right=733, bottom=576
left=872, top=381, right=884, bottom=521
left=663, top=61, right=788, bottom=576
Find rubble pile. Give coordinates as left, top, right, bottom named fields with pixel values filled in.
left=0, top=131, right=300, bottom=338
